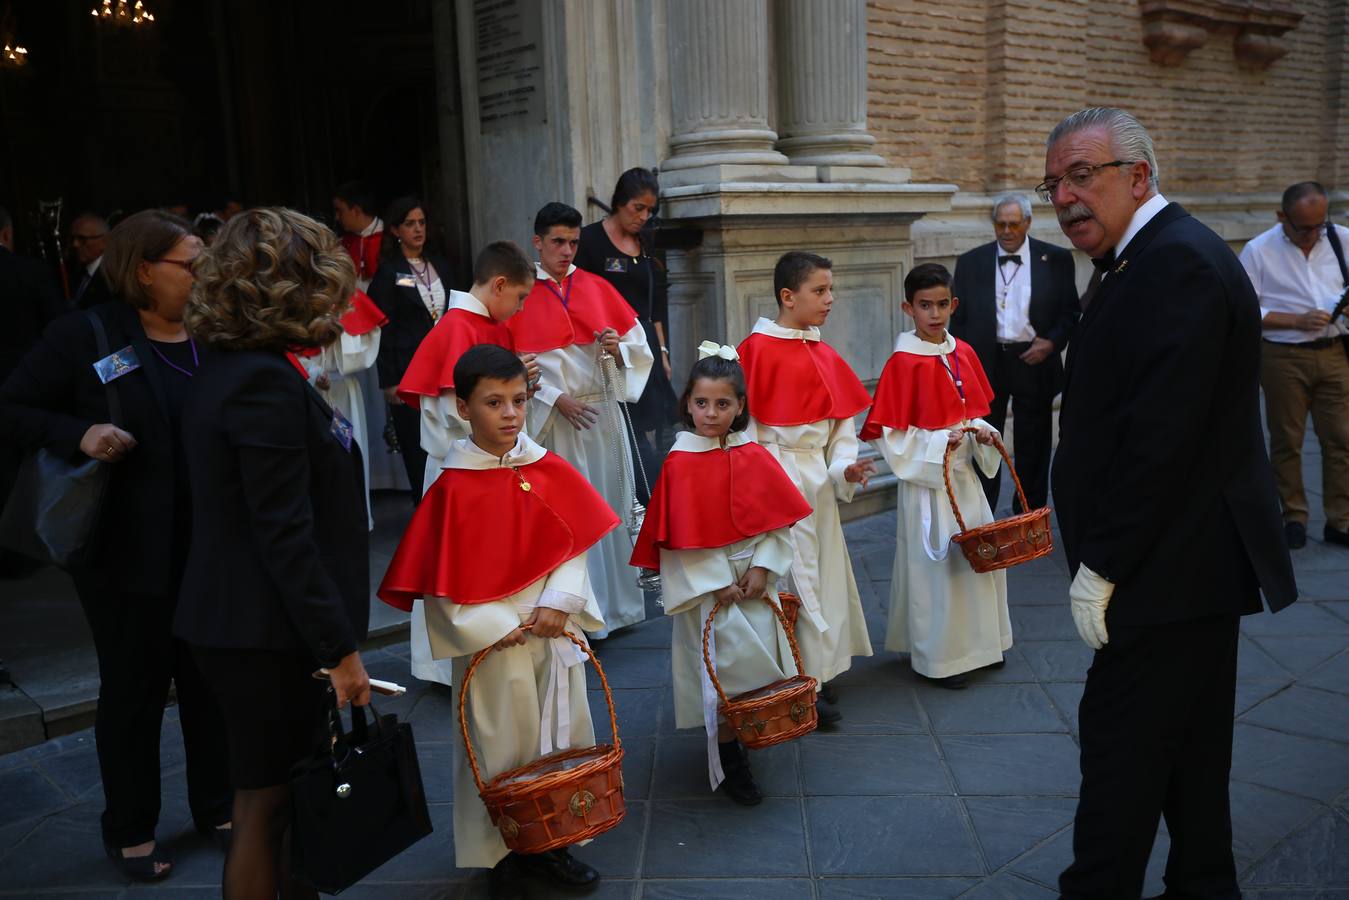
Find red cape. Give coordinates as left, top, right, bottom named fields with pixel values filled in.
left=629, top=441, right=812, bottom=571
left=341, top=290, right=387, bottom=336
left=507, top=268, right=639, bottom=353
left=396, top=307, right=515, bottom=405
left=378, top=452, right=620, bottom=610
left=737, top=331, right=872, bottom=426
left=339, top=230, right=383, bottom=282
left=859, top=339, right=993, bottom=440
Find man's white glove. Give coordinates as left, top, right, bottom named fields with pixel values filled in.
left=1069, top=565, right=1115, bottom=650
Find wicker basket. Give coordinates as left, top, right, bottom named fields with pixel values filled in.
left=944, top=425, right=1054, bottom=573
left=702, top=594, right=818, bottom=749
left=458, top=626, right=625, bottom=855
left=777, top=591, right=801, bottom=636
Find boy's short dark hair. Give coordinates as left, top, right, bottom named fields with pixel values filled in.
left=773, top=251, right=832, bottom=304
left=678, top=356, right=750, bottom=433
left=333, top=180, right=375, bottom=215
left=533, top=202, right=583, bottom=236
left=472, top=240, right=535, bottom=287
left=904, top=262, right=953, bottom=302
left=453, top=344, right=528, bottom=402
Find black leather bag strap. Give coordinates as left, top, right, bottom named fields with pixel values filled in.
left=1326, top=222, right=1349, bottom=284
left=85, top=310, right=123, bottom=428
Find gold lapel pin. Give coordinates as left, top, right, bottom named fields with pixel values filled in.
left=1114, top=259, right=1129, bottom=274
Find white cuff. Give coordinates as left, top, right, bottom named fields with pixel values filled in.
left=536, top=588, right=588, bottom=616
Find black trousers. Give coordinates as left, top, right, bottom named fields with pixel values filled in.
left=981, top=343, right=1057, bottom=512
left=74, top=576, right=233, bottom=847
left=388, top=402, right=427, bottom=499
left=1059, top=615, right=1242, bottom=900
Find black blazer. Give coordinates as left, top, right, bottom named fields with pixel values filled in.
left=73, top=263, right=114, bottom=311
left=1051, top=203, right=1297, bottom=626
left=368, top=253, right=455, bottom=389
left=0, top=246, right=66, bottom=382
left=951, top=237, right=1080, bottom=388
left=173, top=349, right=369, bottom=665
left=0, top=301, right=190, bottom=595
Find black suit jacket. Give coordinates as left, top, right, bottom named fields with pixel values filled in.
left=0, top=246, right=66, bottom=382
left=368, top=253, right=455, bottom=389
left=173, top=349, right=369, bottom=665
left=73, top=261, right=114, bottom=311
left=951, top=237, right=1080, bottom=389
left=1051, top=202, right=1297, bottom=626
left=0, top=301, right=192, bottom=594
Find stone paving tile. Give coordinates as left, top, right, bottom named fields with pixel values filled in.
left=1008, top=607, right=1079, bottom=642
left=1240, top=685, right=1349, bottom=745
left=0, top=800, right=127, bottom=891
left=651, top=735, right=800, bottom=799
left=587, top=648, right=670, bottom=690
left=413, top=741, right=454, bottom=804
left=617, top=736, right=654, bottom=801
left=971, top=646, right=1038, bottom=684
left=956, top=872, right=1058, bottom=898
left=1231, top=724, right=1349, bottom=802
left=1003, top=577, right=1071, bottom=607
left=1247, top=635, right=1349, bottom=677
left=589, top=687, right=663, bottom=739
left=641, top=879, right=813, bottom=900
left=939, top=734, right=1081, bottom=796
left=1243, top=808, right=1349, bottom=887
left=1303, top=650, right=1349, bottom=695
left=806, top=795, right=983, bottom=876
left=1288, top=572, right=1349, bottom=602
left=963, top=797, right=1079, bottom=870
left=1039, top=682, right=1083, bottom=735
left=1243, top=603, right=1349, bottom=637
left=1006, top=826, right=1169, bottom=896
left=358, top=802, right=470, bottom=884
left=1236, top=679, right=1295, bottom=717
left=800, top=734, right=950, bottom=796
left=1017, top=641, right=1093, bottom=682
left=921, top=685, right=1067, bottom=735
left=642, top=797, right=808, bottom=878
left=827, top=684, right=927, bottom=734
left=1229, top=781, right=1324, bottom=872
left=0, top=764, right=72, bottom=826
left=570, top=800, right=646, bottom=879
left=1239, top=636, right=1298, bottom=682
left=815, top=877, right=979, bottom=899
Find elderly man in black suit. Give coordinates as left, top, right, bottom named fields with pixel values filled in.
left=951, top=192, right=1079, bottom=512
left=1043, top=107, right=1298, bottom=899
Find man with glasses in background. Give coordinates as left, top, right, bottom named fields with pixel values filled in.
left=1239, top=181, right=1349, bottom=550
left=70, top=212, right=111, bottom=309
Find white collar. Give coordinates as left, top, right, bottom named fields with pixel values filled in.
left=752, top=316, right=820, bottom=342
left=535, top=262, right=577, bottom=287
left=443, top=432, right=546, bottom=470
left=997, top=240, right=1028, bottom=261
left=359, top=217, right=383, bottom=238
left=447, top=289, right=490, bottom=318
left=1116, top=193, right=1169, bottom=259
left=895, top=330, right=956, bottom=356
left=671, top=430, right=750, bottom=453
left=86, top=256, right=103, bottom=277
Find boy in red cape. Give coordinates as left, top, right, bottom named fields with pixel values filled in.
left=510, top=202, right=654, bottom=638
left=394, top=241, right=540, bottom=687
left=737, top=251, right=875, bottom=725
left=630, top=345, right=812, bottom=806
left=378, top=345, right=617, bottom=894
left=861, top=263, right=1010, bottom=689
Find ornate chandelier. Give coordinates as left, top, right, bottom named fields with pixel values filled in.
left=90, top=0, right=155, bottom=27
left=0, top=42, right=26, bottom=69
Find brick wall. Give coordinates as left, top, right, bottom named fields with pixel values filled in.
left=867, top=0, right=1348, bottom=194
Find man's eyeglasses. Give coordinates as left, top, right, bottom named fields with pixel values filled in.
left=1283, top=219, right=1328, bottom=237
left=1034, top=161, right=1131, bottom=203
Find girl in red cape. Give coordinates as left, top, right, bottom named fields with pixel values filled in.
left=630, top=344, right=811, bottom=806
left=860, top=263, right=1011, bottom=690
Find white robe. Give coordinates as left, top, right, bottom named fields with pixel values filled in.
left=659, top=431, right=798, bottom=789
left=746, top=319, right=873, bottom=685
left=530, top=264, right=654, bottom=637
left=301, top=328, right=382, bottom=530
left=871, top=332, right=1011, bottom=678
left=419, top=434, right=606, bottom=869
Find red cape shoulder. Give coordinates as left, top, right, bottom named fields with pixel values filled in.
left=629, top=441, right=811, bottom=570
left=396, top=307, right=514, bottom=405
left=507, top=269, right=639, bottom=354
left=737, top=332, right=871, bottom=426
left=341, top=290, right=388, bottom=336
left=858, top=338, right=992, bottom=440
left=377, top=452, right=620, bottom=610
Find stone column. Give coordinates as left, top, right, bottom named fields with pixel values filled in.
left=773, top=0, right=886, bottom=167
left=662, top=0, right=788, bottom=170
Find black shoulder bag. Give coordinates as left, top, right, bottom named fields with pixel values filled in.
left=1322, top=223, right=1349, bottom=362
left=0, top=310, right=120, bottom=569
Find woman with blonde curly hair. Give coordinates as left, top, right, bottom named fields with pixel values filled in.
left=173, top=207, right=371, bottom=900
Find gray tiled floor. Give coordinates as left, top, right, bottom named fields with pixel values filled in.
left=2, top=460, right=1348, bottom=897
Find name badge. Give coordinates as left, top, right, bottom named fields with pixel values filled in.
left=395, top=274, right=417, bottom=288
left=604, top=257, right=628, bottom=273
left=331, top=406, right=354, bottom=451
left=92, top=346, right=141, bottom=384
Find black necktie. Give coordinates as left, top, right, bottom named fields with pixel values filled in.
left=1081, top=250, right=1116, bottom=311
left=998, top=255, right=1020, bottom=266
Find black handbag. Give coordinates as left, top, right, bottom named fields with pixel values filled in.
left=289, top=691, right=433, bottom=894
left=0, top=310, right=120, bottom=569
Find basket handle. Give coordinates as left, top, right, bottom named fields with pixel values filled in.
left=942, top=425, right=1028, bottom=532
left=457, top=622, right=621, bottom=796
left=701, top=591, right=808, bottom=711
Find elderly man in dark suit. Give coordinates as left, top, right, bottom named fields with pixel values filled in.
left=951, top=192, right=1079, bottom=512
left=1043, top=107, right=1298, bottom=899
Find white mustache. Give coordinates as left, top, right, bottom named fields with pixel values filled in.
left=1057, top=203, right=1093, bottom=226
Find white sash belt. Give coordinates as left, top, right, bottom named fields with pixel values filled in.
left=538, top=632, right=587, bottom=756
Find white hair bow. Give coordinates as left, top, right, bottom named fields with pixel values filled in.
left=697, top=341, right=740, bottom=362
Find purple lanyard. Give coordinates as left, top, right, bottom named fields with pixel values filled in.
left=150, top=339, right=199, bottom=378
left=939, top=346, right=965, bottom=401
left=543, top=274, right=572, bottom=307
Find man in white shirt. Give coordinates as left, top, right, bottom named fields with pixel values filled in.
left=70, top=213, right=110, bottom=310
left=1239, top=181, right=1349, bottom=550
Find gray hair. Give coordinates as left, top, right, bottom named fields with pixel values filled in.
left=1047, top=107, right=1160, bottom=191
left=990, top=192, right=1032, bottom=222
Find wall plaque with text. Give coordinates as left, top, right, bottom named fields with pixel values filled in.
left=474, top=0, right=545, bottom=132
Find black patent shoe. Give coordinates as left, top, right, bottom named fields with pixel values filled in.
left=717, top=740, right=763, bottom=806
left=103, top=841, right=172, bottom=882
left=1325, top=524, right=1349, bottom=548
left=488, top=854, right=526, bottom=900
left=513, top=848, right=601, bottom=893
left=921, top=672, right=969, bottom=690
left=815, top=697, right=842, bottom=728
left=818, top=681, right=839, bottom=705
left=1286, top=521, right=1307, bottom=549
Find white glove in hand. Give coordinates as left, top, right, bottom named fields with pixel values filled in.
left=1069, top=565, right=1115, bottom=650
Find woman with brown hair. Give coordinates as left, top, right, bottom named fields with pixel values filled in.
left=173, top=207, right=371, bottom=900
left=0, top=209, right=233, bottom=881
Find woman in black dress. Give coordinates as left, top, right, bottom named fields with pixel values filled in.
left=575, top=168, right=678, bottom=493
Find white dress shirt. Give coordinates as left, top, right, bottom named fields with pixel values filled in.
left=993, top=240, right=1035, bottom=343
left=1239, top=222, right=1349, bottom=343
left=1114, top=193, right=1170, bottom=263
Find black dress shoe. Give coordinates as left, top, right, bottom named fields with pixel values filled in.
left=921, top=672, right=969, bottom=690
left=1286, top=521, right=1307, bottom=549
left=815, top=697, right=842, bottom=728
left=1325, top=524, right=1349, bottom=548
left=819, top=681, right=839, bottom=705
left=512, top=848, right=601, bottom=893
left=488, top=854, right=526, bottom=900
left=717, top=740, right=763, bottom=806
